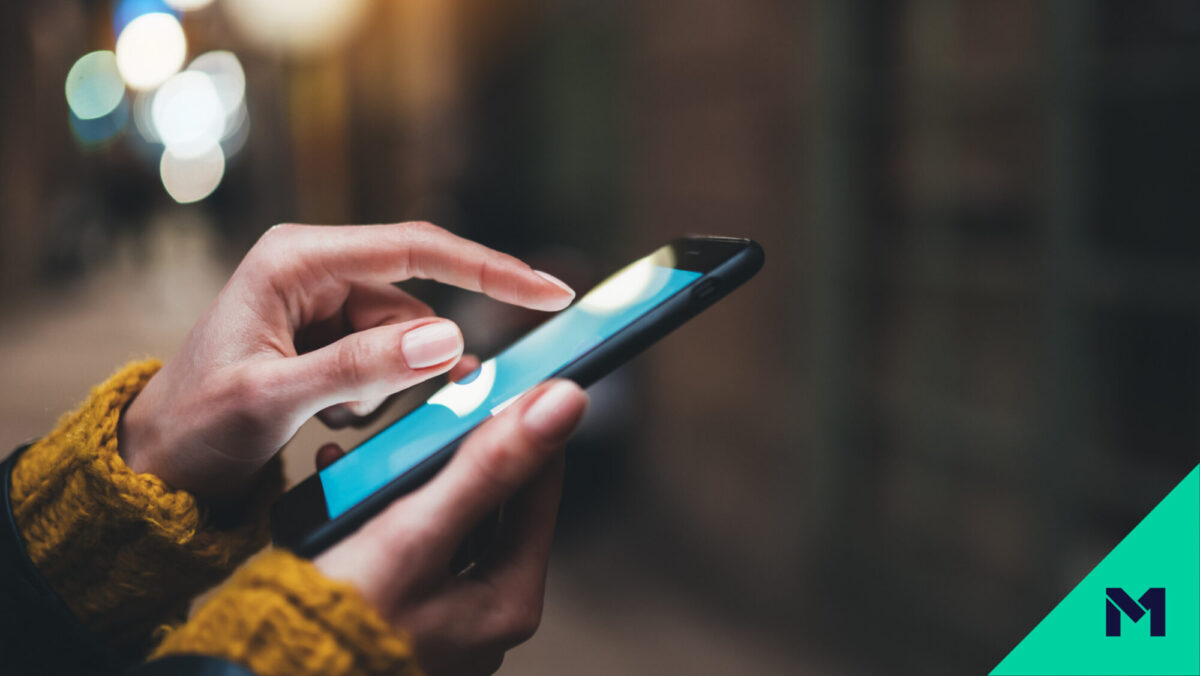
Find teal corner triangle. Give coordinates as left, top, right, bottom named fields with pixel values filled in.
left=992, top=464, right=1200, bottom=676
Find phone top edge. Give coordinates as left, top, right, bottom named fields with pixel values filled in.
left=669, top=236, right=760, bottom=274
left=676, top=233, right=754, bottom=243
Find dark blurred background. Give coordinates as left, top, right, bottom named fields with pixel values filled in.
left=2, top=1, right=1199, bottom=674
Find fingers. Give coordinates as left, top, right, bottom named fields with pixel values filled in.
left=315, top=442, right=345, bottom=471
left=304, top=284, right=437, bottom=425
left=297, top=284, right=432, bottom=353
left=319, top=352, right=481, bottom=430
left=260, top=317, right=464, bottom=417
left=381, top=379, right=587, bottom=566
left=449, top=354, right=481, bottom=383
left=317, top=399, right=396, bottom=429
left=429, top=459, right=565, bottom=654
left=478, top=453, right=565, bottom=615
left=344, top=283, right=434, bottom=332
left=310, top=381, right=584, bottom=668
left=257, top=222, right=575, bottom=312
left=335, top=284, right=437, bottom=418
left=316, top=405, right=363, bottom=430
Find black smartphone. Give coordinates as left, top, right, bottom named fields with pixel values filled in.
left=271, top=235, right=764, bottom=557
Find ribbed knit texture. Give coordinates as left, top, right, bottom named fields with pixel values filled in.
left=9, top=360, right=284, bottom=652
left=154, top=549, right=420, bottom=676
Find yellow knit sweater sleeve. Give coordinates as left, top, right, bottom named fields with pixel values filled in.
left=153, top=550, right=421, bottom=676
left=9, top=359, right=283, bottom=652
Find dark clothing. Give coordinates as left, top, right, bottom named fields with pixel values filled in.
left=1, top=445, right=254, bottom=676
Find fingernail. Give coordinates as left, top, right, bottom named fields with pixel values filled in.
left=401, top=321, right=463, bottom=369
left=523, top=380, right=586, bottom=441
left=534, top=270, right=575, bottom=299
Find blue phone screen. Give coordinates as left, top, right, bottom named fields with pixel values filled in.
left=319, top=256, right=702, bottom=517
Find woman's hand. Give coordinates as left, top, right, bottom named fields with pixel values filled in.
left=314, top=378, right=589, bottom=676
left=118, top=222, right=575, bottom=502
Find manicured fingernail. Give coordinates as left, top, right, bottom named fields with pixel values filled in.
left=523, top=380, right=586, bottom=441
left=534, top=270, right=575, bottom=298
left=401, top=321, right=463, bottom=369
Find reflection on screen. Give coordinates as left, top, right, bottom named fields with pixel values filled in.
left=318, top=257, right=702, bottom=517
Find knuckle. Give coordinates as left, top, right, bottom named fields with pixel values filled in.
left=335, top=338, right=373, bottom=391
left=401, top=220, right=439, bottom=236
left=398, top=221, right=450, bottom=254
left=221, top=365, right=274, bottom=421
left=256, top=223, right=298, bottom=251
left=245, top=224, right=303, bottom=277
left=493, top=598, right=542, bottom=646
left=475, top=257, right=493, bottom=292
left=465, top=440, right=520, bottom=493
left=268, top=222, right=301, bottom=239
left=365, top=504, right=427, bottom=560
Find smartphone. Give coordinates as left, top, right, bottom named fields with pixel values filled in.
left=271, top=235, right=764, bottom=557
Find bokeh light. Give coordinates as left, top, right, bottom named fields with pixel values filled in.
left=115, top=13, right=187, bottom=90
left=165, top=0, right=215, bottom=11
left=220, top=102, right=250, bottom=158
left=125, top=50, right=249, bottom=200
left=187, top=51, right=245, bottom=119
left=113, top=0, right=178, bottom=36
left=69, top=98, right=130, bottom=148
left=152, top=71, right=226, bottom=158
left=221, top=0, right=369, bottom=54
left=132, top=89, right=160, bottom=143
left=65, top=51, right=125, bottom=120
left=160, top=145, right=225, bottom=203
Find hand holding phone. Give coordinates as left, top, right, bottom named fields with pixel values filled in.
left=312, top=378, right=588, bottom=675
left=273, top=236, right=764, bottom=555
left=118, top=221, right=576, bottom=504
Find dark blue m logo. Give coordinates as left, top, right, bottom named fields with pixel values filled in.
left=1106, top=587, right=1166, bottom=637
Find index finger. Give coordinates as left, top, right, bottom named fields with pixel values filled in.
left=262, top=222, right=575, bottom=311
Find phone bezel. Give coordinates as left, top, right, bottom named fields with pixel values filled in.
left=270, top=235, right=763, bottom=556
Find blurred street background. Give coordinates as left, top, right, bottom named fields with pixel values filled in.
left=2, top=1, right=1199, bottom=674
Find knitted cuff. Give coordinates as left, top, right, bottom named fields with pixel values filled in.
left=153, top=550, right=420, bottom=676
left=9, top=360, right=284, bottom=650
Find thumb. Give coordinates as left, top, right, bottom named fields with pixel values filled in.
left=387, top=379, right=588, bottom=566
left=260, top=317, right=464, bottom=418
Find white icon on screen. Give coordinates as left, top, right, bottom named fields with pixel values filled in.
left=427, top=359, right=497, bottom=417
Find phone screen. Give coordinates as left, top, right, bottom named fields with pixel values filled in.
left=318, top=250, right=702, bottom=517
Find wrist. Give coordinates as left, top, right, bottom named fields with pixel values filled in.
left=117, top=377, right=164, bottom=480
left=5, top=360, right=283, bottom=648
left=118, top=388, right=259, bottom=506
left=153, top=550, right=418, bottom=676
